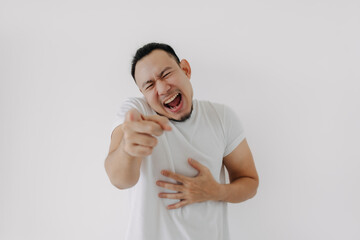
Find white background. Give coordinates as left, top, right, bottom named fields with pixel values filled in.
left=1, top=0, right=359, bottom=239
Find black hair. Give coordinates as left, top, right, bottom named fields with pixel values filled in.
left=131, top=42, right=180, bottom=82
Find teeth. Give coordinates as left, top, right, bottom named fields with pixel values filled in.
left=164, top=93, right=179, bottom=105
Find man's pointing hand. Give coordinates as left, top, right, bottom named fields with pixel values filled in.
left=121, top=108, right=171, bottom=157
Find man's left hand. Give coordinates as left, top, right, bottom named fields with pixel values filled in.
left=156, top=158, right=223, bottom=210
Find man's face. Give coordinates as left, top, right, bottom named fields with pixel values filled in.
left=134, top=50, right=193, bottom=121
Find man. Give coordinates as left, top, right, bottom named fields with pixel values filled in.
left=104, top=43, right=259, bottom=240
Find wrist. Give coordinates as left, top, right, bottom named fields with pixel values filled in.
left=214, top=183, right=227, bottom=202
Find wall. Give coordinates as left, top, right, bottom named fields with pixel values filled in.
left=1, top=0, right=359, bottom=239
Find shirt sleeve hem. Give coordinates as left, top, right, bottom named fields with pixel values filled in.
left=223, top=134, right=246, bottom=157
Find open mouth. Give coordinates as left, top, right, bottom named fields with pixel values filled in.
left=163, top=93, right=182, bottom=112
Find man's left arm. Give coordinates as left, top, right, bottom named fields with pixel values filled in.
left=156, top=138, right=259, bottom=209
left=219, top=138, right=259, bottom=203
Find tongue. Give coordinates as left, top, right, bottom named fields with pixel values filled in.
left=167, top=94, right=181, bottom=108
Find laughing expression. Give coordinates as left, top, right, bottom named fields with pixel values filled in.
left=134, top=50, right=193, bottom=121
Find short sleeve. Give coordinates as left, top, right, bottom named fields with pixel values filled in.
left=223, top=105, right=246, bottom=157
left=110, top=97, right=149, bottom=137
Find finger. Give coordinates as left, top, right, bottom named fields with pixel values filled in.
left=126, top=132, right=158, bottom=147
left=127, top=121, right=164, bottom=136
left=167, top=200, right=189, bottom=210
left=161, top=170, right=188, bottom=183
left=143, top=115, right=172, bottom=131
left=125, top=144, right=152, bottom=157
left=187, top=158, right=206, bottom=173
left=158, top=192, right=184, bottom=199
left=125, top=108, right=144, bottom=122
left=156, top=180, right=184, bottom=191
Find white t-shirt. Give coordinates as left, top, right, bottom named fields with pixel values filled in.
left=111, top=97, right=246, bottom=240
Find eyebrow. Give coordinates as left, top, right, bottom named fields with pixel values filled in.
left=141, top=66, right=172, bottom=89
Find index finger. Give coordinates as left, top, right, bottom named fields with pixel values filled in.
left=161, top=170, right=188, bottom=183
left=143, top=115, right=172, bottom=131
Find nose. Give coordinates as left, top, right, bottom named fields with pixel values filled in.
left=156, top=79, right=171, bottom=95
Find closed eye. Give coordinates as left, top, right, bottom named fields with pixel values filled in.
left=145, top=83, right=154, bottom=90
left=163, top=72, right=171, bottom=78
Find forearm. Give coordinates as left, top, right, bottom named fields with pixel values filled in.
left=104, top=141, right=142, bottom=189
left=217, top=177, right=259, bottom=203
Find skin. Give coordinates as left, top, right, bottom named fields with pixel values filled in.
left=135, top=49, right=194, bottom=121
left=104, top=49, right=259, bottom=209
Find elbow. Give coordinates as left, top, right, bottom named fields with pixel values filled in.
left=250, top=188, right=258, bottom=199
left=110, top=178, right=138, bottom=190
left=243, top=176, right=259, bottom=201
left=104, top=158, right=139, bottom=190
left=250, top=177, right=259, bottom=199
left=106, top=172, right=139, bottom=190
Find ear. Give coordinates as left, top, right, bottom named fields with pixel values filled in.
left=179, top=59, right=191, bottom=79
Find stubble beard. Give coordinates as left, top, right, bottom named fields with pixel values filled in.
left=156, top=104, right=194, bottom=123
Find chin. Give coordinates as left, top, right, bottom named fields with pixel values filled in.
left=163, top=104, right=194, bottom=123
left=155, top=105, right=193, bottom=122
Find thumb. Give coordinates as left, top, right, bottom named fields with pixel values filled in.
left=125, top=108, right=143, bottom=122
left=188, top=158, right=205, bottom=173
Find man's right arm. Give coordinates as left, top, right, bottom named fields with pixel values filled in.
left=104, top=109, right=171, bottom=189
left=104, top=124, right=143, bottom=189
